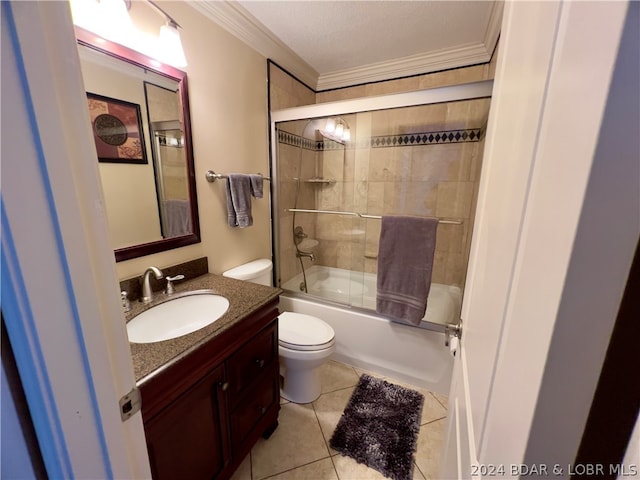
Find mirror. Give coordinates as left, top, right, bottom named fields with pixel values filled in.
left=76, top=27, right=200, bottom=262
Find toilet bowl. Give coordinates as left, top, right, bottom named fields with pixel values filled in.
left=278, top=311, right=335, bottom=403
left=222, top=259, right=336, bottom=404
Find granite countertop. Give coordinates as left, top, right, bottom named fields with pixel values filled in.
left=126, top=273, right=282, bottom=385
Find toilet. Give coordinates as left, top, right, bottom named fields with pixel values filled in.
left=222, top=259, right=335, bottom=404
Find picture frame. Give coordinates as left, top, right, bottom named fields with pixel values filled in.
left=86, top=92, right=147, bottom=164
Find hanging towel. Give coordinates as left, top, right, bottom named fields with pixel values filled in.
left=249, top=174, right=264, bottom=199
left=226, top=174, right=254, bottom=228
left=163, top=199, right=192, bottom=237
left=376, top=215, right=438, bottom=325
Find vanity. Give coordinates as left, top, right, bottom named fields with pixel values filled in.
left=127, top=273, right=282, bottom=480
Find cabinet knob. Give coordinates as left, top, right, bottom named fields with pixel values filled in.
left=258, top=406, right=266, bottom=415
left=254, top=358, right=265, bottom=368
left=219, top=381, right=229, bottom=391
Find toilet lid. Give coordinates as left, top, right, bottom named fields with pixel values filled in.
left=278, top=312, right=335, bottom=351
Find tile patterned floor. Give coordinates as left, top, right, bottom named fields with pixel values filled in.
left=230, top=360, right=448, bottom=480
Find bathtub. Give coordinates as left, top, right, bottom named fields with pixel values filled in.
left=279, top=266, right=461, bottom=395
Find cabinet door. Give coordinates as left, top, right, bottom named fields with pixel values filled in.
left=227, top=322, right=277, bottom=405
left=144, top=365, right=229, bottom=480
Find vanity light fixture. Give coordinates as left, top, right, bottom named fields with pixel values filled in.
left=148, top=1, right=188, bottom=68
left=70, top=0, right=187, bottom=68
left=320, top=117, right=351, bottom=143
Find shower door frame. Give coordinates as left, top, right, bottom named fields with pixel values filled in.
left=269, top=80, right=494, bottom=307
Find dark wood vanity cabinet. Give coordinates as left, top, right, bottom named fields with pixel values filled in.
left=139, top=299, right=280, bottom=480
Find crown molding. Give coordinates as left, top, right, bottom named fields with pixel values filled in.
left=189, top=1, right=319, bottom=88
left=484, top=1, right=504, bottom=56
left=316, top=43, right=492, bottom=91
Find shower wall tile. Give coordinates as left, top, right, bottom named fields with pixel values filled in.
left=386, top=181, right=438, bottom=217
left=368, top=148, right=397, bottom=182
left=468, top=98, right=492, bottom=127
left=353, top=180, right=368, bottom=212
left=365, top=76, right=421, bottom=97
left=354, top=151, right=370, bottom=183
left=366, top=182, right=385, bottom=216
left=435, top=224, right=465, bottom=254
left=364, top=258, right=377, bottom=274
left=269, top=64, right=315, bottom=110
left=431, top=251, right=448, bottom=285
left=435, top=182, right=474, bottom=219
left=364, top=220, right=381, bottom=257
left=343, top=149, right=356, bottom=182
left=322, top=151, right=345, bottom=181
left=411, top=144, right=465, bottom=182
left=315, top=62, right=491, bottom=104
left=486, top=40, right=500, bottom=79
left=418, top=65, right=486, bottom=91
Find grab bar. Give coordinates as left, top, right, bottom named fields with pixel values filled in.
left=287, top=208, right=463, bottom=225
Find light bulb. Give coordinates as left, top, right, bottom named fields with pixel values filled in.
left=96, top=0, right=134, bottom=44
left=325, top=118, right=336, bottom=133
left=159, top=22, right=187, bottom=67
left=342, top=128, right=351, bottom=141
left=335, top=123, right=344, bottom=137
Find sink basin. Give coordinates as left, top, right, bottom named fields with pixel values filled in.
left=127, top=290, right=230, bottom=343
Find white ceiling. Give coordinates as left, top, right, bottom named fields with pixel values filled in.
left=191, top=1, right=502, bottom=91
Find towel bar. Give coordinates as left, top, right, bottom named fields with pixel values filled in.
left=205, top=170, right=271, bottom=183
left=287, top=208, right=463, bottom=225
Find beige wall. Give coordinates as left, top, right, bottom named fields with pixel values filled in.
left=111, top=2, right=272, bottom=279
left=80, top=51, right=162, bottom=249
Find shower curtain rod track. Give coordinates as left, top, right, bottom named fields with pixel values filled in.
left=288, top=208, right=463, bottom=225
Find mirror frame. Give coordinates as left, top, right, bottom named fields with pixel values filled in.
left=76, top=26, right=200, bottom=262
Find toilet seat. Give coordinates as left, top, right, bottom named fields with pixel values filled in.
left=278, top=312, right=335, bottom=352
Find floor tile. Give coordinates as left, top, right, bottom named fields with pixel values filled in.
left=312, top=386, right=356, bottom=454
left=267, top=458, right=339, bottom=480
left=414, top=418, right=447, bottom=480
left=331, top=454, right=426, bottom=480
left=420, top=393, right=447, bottom=425
left=319, top=360, right=360, bottom=394
left=251, top=402, right=330, bottom=480
left=250, top=361, right=447, bottom=480
left=331, top=454, right=389, bottom=480
left=432, top=393, right=448, bottom=409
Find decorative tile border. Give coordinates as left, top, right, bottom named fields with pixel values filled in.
left=369, top=128, right=484, bottom=147
left=278, top=127, right=484, bottom=151
left=277, top=130, right=322, bottom=150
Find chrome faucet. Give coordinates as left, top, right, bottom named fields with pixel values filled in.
left=141, top=266, right=164, bottom=304
left=296, top=250, right=315, bottom=262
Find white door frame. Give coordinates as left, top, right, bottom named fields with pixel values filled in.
left=1, top=2, right=151, bottom=477
left=443, top=0, right=636, bottom=476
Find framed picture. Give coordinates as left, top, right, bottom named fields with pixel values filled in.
left=86, top=93, right=147, bottom=164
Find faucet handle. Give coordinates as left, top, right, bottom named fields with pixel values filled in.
left=165, top=274, right=185, bottom=295
left=121, top=291, right=131, bottom=313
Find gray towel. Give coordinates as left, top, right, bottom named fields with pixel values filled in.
left=226, top=174, right=253, bottom=227
left=163, top=199, right=192, bottom=237
left=249, top=174, right=264, bottom=199
left=376, top=215, right=438, bottom=325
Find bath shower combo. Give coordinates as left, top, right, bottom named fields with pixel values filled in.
left=269, top=81, right=493, bottom=394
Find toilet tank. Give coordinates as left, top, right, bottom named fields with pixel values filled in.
left=222, top=258, right=273, bottom=286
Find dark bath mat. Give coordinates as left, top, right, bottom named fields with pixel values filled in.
left=329, top=374, right=424, bottom=480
